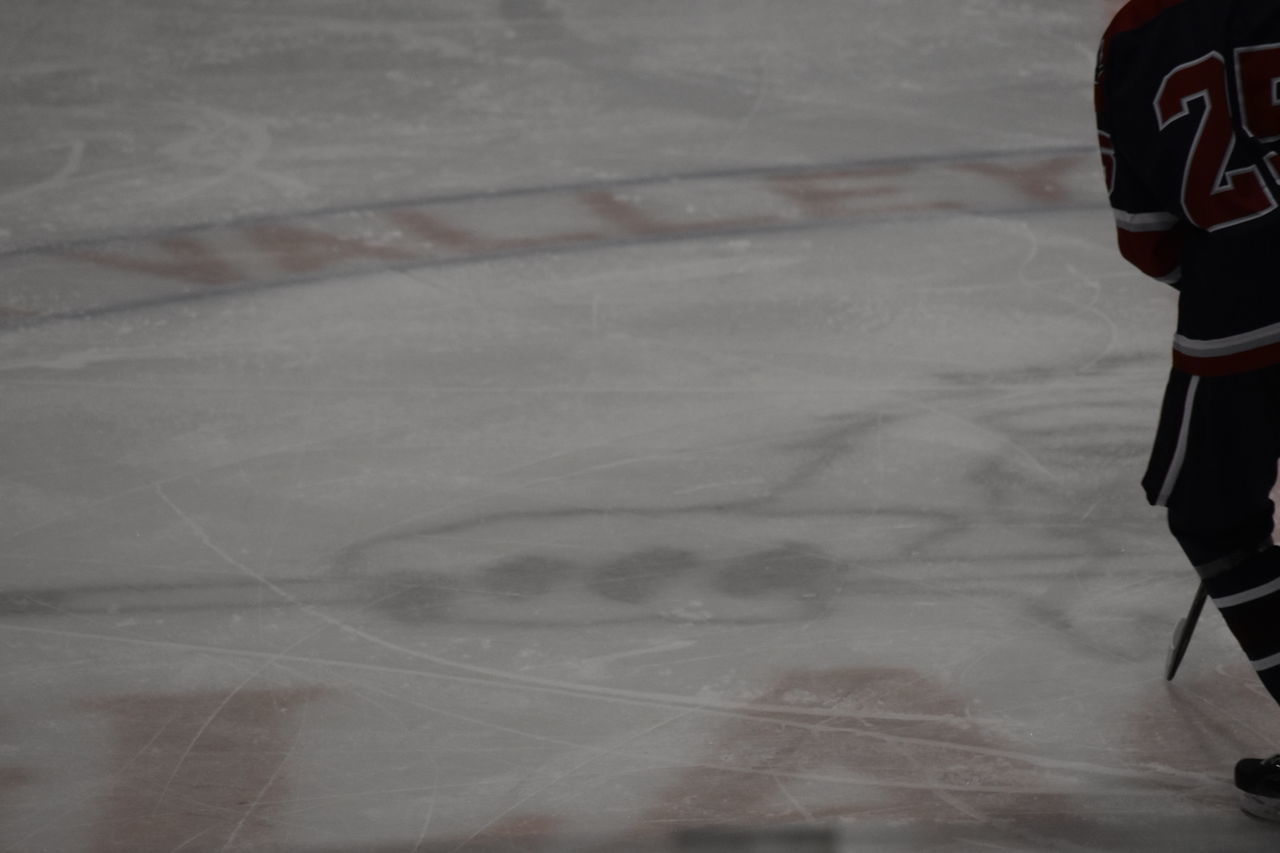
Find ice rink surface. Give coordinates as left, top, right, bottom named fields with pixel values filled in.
left=4, top=1, right=1280, bottom=850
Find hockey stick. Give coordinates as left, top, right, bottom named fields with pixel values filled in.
left=1165, top=581, right=1208, bottom=681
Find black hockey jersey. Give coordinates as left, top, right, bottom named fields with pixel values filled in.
left=1097, top=0, right=1280, bottom=375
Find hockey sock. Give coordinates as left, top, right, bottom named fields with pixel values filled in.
left=1201, top=545, right=1280, bottom=704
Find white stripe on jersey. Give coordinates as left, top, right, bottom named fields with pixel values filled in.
left=1113, top=209, right=1180, bottom=232
left=1155, top=375, right=1200, bottom=507
left=1174, top=321, right=1280, bottom=357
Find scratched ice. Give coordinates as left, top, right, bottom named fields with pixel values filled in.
left=2, top=1, right=1279, bottom=851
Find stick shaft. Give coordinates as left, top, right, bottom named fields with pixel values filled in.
left=1165, top=582, right=1209, bottom=681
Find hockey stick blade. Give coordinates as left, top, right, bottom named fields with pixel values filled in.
left=1165, top=582, right=1208, bottom=681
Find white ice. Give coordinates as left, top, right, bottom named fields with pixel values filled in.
left=3, top=1, right=1279, bottom=851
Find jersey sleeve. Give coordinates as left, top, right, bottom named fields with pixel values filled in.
left=1096, top=35, right=1189, bottom=287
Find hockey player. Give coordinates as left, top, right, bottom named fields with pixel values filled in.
left=1096, top=0, right=1280, bottom=821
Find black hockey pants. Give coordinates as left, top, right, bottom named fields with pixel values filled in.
left=1144, top=364, right=1280, bottom=703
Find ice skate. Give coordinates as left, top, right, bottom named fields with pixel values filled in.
left=1236, top=756, right=1280, bottom=821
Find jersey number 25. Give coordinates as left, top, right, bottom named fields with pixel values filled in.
left=1155, top=45, right=1280, bottom=232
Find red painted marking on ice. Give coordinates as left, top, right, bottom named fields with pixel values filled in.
left=0, top=305, right=34, bottom=318
left=767, top=166, right=912, bottom=218
left=0, top=766, right=33, bottom=786
left=0, top=747, right=35, bottom=853
left=579, top=189, right=782, bottom=235
left=0, top=766, right=34, bottom=853
left=22, top=148, right=1097, bottom=322
left=247, top=224, right=417, bottom=274
left=950, top=156, right=1083, bottom=204
left=81, top=686, right=328, bottom=853
left=477, top=813, right=564, bottom=839
left=75, top=236, right=246, bottom=286
left=0, top=766, right=35, bottom=801
left=386, top=208, right=605, bottom=252
left=0, top=716, right=35, bottom=817
left=1128, top=656, right=1280, bottom=784
left=642, top=668, right=1062, bottom=827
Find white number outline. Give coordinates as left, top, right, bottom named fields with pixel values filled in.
left=1236, top=42, right=1280, bottom=142
left=1154, top=50, right=1278, bottom=232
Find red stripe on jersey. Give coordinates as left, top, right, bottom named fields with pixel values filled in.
left=1173, top=340, right=1280, bottom=376
left=1096, top=0, right=1188, bottom=112
left=1116, top=224, right=1184, bottom=281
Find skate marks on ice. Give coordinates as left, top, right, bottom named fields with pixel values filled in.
left=495, top=0, right=766, bottom=123
left=2, top=381, right=1157, bottom=635
left=629, top=667, right=1270, bottom=851
left=329, top=411, right=886, bottom=629
left=0, top=280, right=1198, bottom=850
left=0, top=542, right=845, bottom=627
left=80, top=687, right=329, bottom=853
left=1, top=382, right=1270, bottom=851
left=0, top=665, right=1262, bottom=852
left=326, top=373, right=1164, bottom=656
left=0, top=411, right=873, bottom=625
left=0, top=666, right=1228, bottom=850
left=373, top=668, right=1257, bottom=850
left=1, top=383, right=1170, bottom=735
